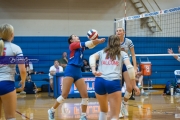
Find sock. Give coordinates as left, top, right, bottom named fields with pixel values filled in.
left=81, top=112, right=86, bottom=116
left=99, top=112, right=107, bottom=120
left=123, top=100, right=127, bottom=104
left=51, top=107, right=55, bottom=112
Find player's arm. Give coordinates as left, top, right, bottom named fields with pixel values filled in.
left=167, top=48, right=179, bottom=60
left=84, top=38, right=105, bottom=49
left=70, top=38, right=105, bottom=50
left=49, top=67, right=56, bottom=76
left=50, top=71, right=56, bottom=76
left=124, top=59, right=135, bottom=80
left=130, top=47, right=137, bottom=73
left=18, top=64, right=26, bottom=80
left=89, top=53, right=102, bottom=76
left=16, top=46, right=26, bottom=90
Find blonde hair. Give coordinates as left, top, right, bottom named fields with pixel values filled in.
left=0, top=24, right=14, bottom=56
left=0, top=24, right=14, bottom=40
left=104, top=35, right=121, bottom=60
left=0, top=40, right=4, bottom=56
left=116, top=27, right=125, bottom=32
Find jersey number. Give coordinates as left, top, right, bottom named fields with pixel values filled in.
left=3, top=47, right=6, bottom=56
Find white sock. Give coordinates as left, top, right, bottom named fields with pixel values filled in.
left=81, top=112, right=86, bottom=116
left=51, top=107, right=55, bottom=112
left=123, top=100, right=127, bottom=104
left=99, top=112, right=107, bottom=120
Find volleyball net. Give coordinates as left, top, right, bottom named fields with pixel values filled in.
left=114, top=6, right=180, bottom=87
left=114, top=6, right=180, bottom=57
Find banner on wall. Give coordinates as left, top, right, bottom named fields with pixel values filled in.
left=57, top=77, right=96, bottom=97
left=54, top=73, right=126, bottom=98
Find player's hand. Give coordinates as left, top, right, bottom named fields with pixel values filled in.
left=97, top=38, right=105, bottom=44
left=19, top=80, right=25, bottom=91
left=92, top=71, right=102, bottom=76
left=134, top=86, right=140, bottom=95
left=134, top=67, right=137, bottom=75
left=167, top=48, right=174, bottom=54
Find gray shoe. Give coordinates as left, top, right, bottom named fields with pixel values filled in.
left=48, top=109, right=55, bottom=120
left=79, top=115, right=87, bottom=120
left=20, top=91, right=26, bottom=95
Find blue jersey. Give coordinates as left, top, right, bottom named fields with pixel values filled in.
left=68, top=42, right=88, bottom=67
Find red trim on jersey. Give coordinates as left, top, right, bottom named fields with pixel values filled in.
left=69, top=42, right=81, bottom=59
left=69, top=42, right=81, bottom=50
left=3, top=47, right=6, bottom=56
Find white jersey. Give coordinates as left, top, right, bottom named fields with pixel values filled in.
left=121, top=38, right=134, bottom=54
left=49, top=65, right=63, bottom=78
left=97, top=50, right=129, bottom=80
left=0, top=41, right=23, bottom=81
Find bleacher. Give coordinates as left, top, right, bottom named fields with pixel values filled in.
left=14, top=36, right=179, bottom=90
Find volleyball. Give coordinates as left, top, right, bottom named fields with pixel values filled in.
left=87, top=29, right=98, bottom=40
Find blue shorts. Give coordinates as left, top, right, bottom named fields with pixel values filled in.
left=64, top=64, right=82, bottom=82
left=122, top=64, right=127, bottom=73
left=95, top=77, right=121, bottom=95
left=0, top=81, right=15, bottom=96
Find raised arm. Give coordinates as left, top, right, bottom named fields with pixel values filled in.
left=167, top=48, right=179, bottom=60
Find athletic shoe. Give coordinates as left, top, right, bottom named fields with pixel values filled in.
left=119, top=111, right=124, bottom=118
left=121, top=102, right=129, bottom=116
left=48, top=109, right=55, bottom=120
left=79, top=115, right=87, bottom=120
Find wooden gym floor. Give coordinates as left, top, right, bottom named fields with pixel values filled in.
left=1, top=90, right=180, bottom=120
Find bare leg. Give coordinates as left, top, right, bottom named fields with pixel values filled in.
left=108, top=91, right=121, bottom=119
left=75, top=78, right=88, bottom=113
left=1, top=90, right=16, bottom=119
left=95, top=93, right=108, bottom=120
left=139, top=75, right=143, bottom=86
left=52, top=77, right=74, bottom=109
left=49, top=78, right=53, bottom=90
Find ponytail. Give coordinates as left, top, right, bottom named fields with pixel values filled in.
left=0, top=40, right=4, bottom=56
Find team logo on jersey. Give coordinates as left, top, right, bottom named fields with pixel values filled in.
left=102, top=60, right=119, bottom=66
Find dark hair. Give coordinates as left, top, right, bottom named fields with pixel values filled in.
left=54, top=60, right=59, bottom=63
left=68, top=35, right=73, bottom=44
left=83, top=59, right=89, bottom=66
left=104, top=35, right=121, bottom=60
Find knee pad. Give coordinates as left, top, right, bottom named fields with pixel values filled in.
left=7, top=118, right=16, bottom=120
left=81, top=98, right=89, bottom=105
left=57, top=95, right=65, bottom=104
left=124, top=91, right=132, bottom=99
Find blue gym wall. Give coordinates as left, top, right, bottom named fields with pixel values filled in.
left=13, top=36, right=180, bottom=88
left=0, top=0, right=179, bottom=88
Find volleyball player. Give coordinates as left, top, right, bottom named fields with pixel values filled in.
left=89, top=35, right=139, bottom=120
left=0, top=24, right=26, bottom=120
left=116, top=27, right=140, bottom=117
left=48, top=34, right=105, bottom=120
